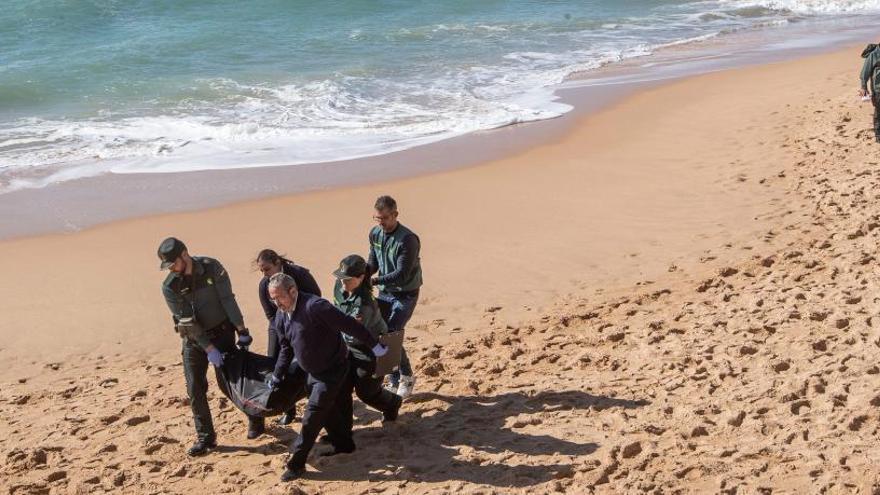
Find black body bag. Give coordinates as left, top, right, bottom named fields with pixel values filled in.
left=215, top=350, right=306, bottom=417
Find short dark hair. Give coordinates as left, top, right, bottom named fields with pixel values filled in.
left=374, top=195, right=397, bottom=212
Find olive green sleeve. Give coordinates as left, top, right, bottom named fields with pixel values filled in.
left=162, top=281, right=190, bottom=323
left=211, top=261, right=245, bottom=328
left=862, top=52, right=877, bottom=91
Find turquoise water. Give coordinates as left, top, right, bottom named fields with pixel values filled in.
left=1, top=0, right=878, bottom=191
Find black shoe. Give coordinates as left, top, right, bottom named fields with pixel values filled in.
left=187, top=438, right=217, bottom=457
left=247, top=418, right=265, bottom=440
left=318, top=443, right=355, bottom=457
left=383, top=397, right=402, bottom=422
left=276, top=410, right=295, bottom=426
left=281, top=466, right=306, bottom=482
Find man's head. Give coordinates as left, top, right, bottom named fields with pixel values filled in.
left=158, top=237, right=191, bottom=273
left=373, top=195, right=399, bottom=233
left=268, top=272, right=299, bottom=312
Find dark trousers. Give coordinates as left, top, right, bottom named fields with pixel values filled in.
left=874, top=94, right=880, bottom=141
left=337, top=353, right=402, bottom=436
left=377, top=290, right=419, bottom=384
left=287, top=360, right=351, bottom=469
left=182, top=321, right=260, bottom=442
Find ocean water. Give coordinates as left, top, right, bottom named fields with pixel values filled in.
left=1, top=0, right=879, bottom=193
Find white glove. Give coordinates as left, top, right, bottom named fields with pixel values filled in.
left=371, top=343, right=388, bottom=358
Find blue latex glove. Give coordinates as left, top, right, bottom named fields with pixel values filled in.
left=236, top=332, right=253, bottom=350
left=207, top=348, right=224, bottom=367
left=371, top=343, right=388, bottom=358
left=265, top=374, right=282, bottom=391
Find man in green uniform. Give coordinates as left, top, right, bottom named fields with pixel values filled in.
left=860, top=43, right=880, bottom=143
left=367, top=195, right=423, bottom=398
left=159, top=237, right=264, bottom=456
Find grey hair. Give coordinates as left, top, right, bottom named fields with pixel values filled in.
left=268, top=272, right=297, bottom=291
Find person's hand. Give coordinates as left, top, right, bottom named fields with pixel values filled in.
left=859, top=88, right=868, bottom=98
left=265, top=374, right=282, bottom=391
left=207, top=347, right=224, bottom=367
left=371, top=343, right=388, bottom=358
left=236, top=331, right=253, bottom=350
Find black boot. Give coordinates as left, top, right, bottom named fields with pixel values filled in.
left=187, top=438, right=217, bottom=457
left=281, top=465, right=306, bottom=482
left=318, top=443, right=356, bottom=457
left=247, top=417, right=265, bottom=440
left=276, top=408, right=295, bottom=426
left=383, top=396, right=403, bottom=422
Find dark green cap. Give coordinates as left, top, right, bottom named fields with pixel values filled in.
left=157, top=237, right=186, bottom=270
left=333, top=254, right=367, bottom=280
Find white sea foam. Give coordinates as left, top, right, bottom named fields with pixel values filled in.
left=1, top=0, right=878, bottom=193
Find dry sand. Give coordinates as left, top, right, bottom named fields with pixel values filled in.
left=2, top=45, right=879, bottom=494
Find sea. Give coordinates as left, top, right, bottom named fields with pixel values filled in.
left=2, top=0, right=880, bottom=195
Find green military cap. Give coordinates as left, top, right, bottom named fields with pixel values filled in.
left=157, top=237, right=186, bottom=270
left=333, top=254, right=367, bottom=280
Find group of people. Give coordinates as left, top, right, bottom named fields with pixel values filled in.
left=159, top=195, right=423, bottom=482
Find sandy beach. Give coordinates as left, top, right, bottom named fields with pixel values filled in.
left=3, top=44, right=880, bottom=493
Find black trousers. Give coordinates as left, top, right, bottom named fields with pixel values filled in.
left=182, top=321, right=260, bottom=442
left=287, top=360, right=351, bottom=469
left=336, top=352, right=402, bottom=438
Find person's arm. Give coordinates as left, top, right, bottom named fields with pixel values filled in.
left=211, top=261, right=246, bottom=331
left=163, top=282, right=213, bottom=350
left=312, top=297, right=379, bottom=349
left=162, top=283, right=189, bottom=324
left=366, top=229, right=379, bottom=277
left=258, top=277, right=276, bottom=321
left=861, top=52, right=875, bottom=94
left=293, top=266, right=322, bottom=297
left=375, top=234, right=419, bottom=286
left=271, top=315, right=293, bottom=379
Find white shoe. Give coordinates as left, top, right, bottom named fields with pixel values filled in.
left=397, top=376, right=415, bottom=399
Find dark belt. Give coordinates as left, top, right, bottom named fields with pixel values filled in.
left=381, top=288, right=420, bottom=298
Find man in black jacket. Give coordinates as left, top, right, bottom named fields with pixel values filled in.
left=265, top=273, right=387, bottom=482
left=255, top=248, right=321, bottom=425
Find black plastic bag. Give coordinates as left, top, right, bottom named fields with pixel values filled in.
left=216, top=349, right=306, bottom=417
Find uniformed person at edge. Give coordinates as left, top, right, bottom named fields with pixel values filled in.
left=158, top=237, right=265, bottom=456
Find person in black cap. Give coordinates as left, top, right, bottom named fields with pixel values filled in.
left=254, top=248, right=321, bottom=426
left=332, top=254, right=403, bottom=430
left=264, top=272, right=388, bottom=482
left=158, top=237, right=265, bottom=456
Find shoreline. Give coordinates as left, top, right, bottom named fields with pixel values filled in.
left=2, top=17, right=878, bottom=240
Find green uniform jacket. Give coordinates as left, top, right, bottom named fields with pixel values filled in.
left=162, top=256, right=244, bottom=349
left=368, top=223, right=423, bottom=293
left=333, top=280, right=387, bottom=361
left=861, top=45, right=880, bottom=94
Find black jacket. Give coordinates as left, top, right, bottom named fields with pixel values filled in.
left=271, top=293, right=378, bottom=378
